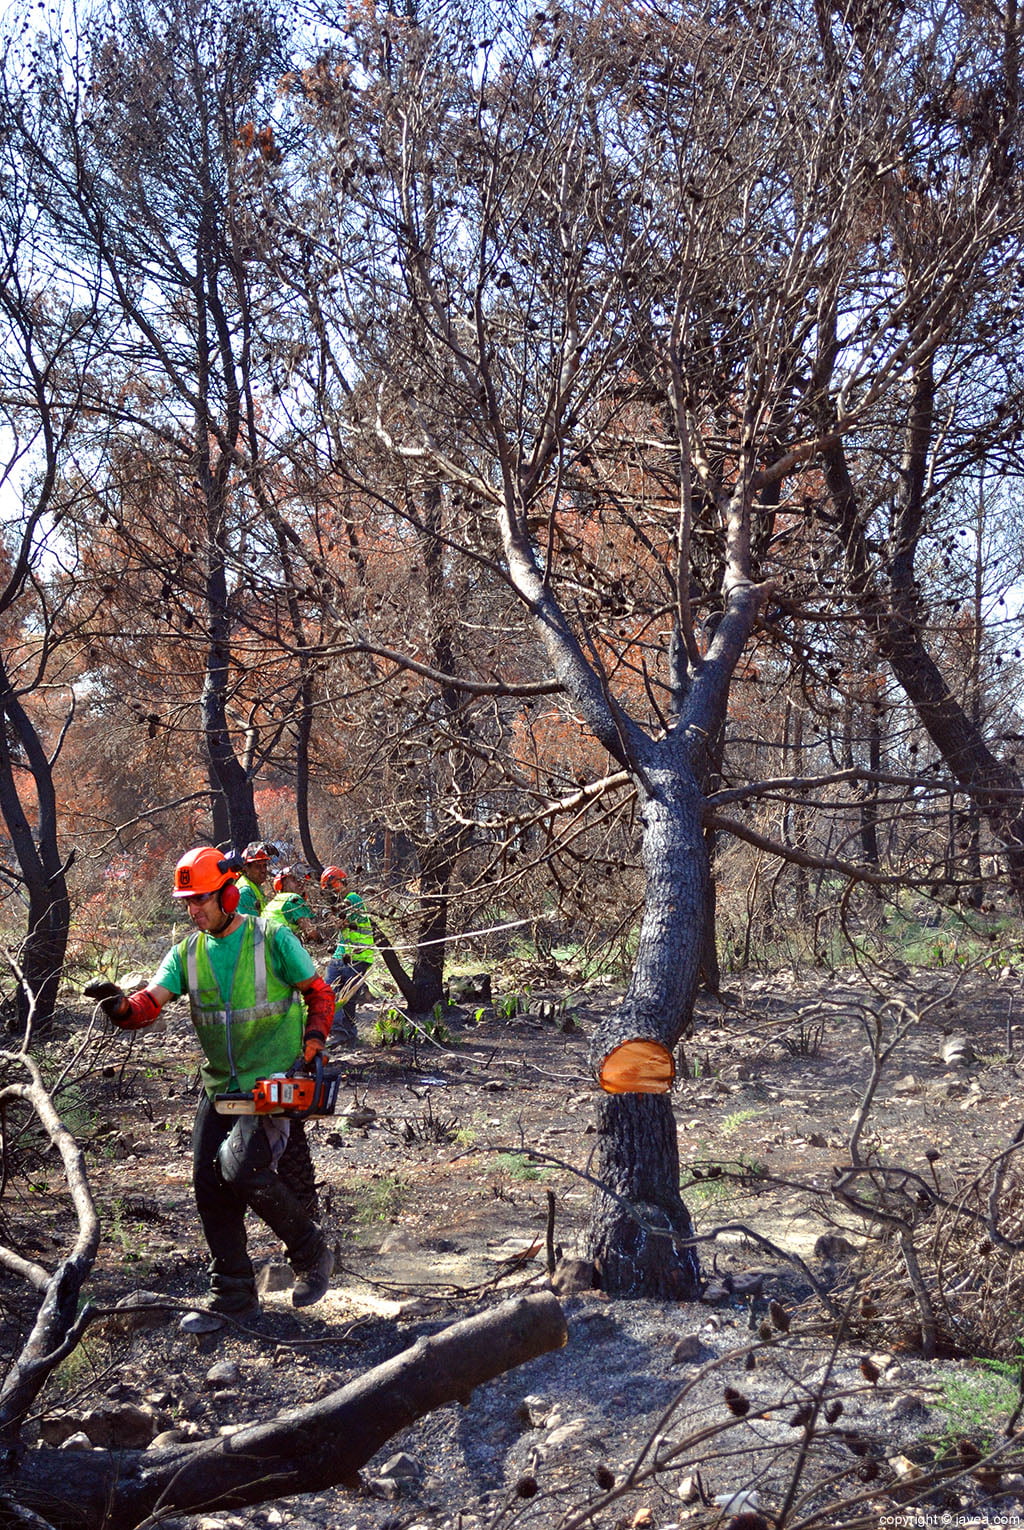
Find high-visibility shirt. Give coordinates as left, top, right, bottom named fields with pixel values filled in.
left=153, top=917, right=314, bottom=1097
left=236, top=874, right=266, bottom=916
left=263, top=891, right=314, bottom=935
left=331, top=892, right=373, bottom=966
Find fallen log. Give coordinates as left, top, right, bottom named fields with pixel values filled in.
left=9, top=1290, right=568, bottom=1530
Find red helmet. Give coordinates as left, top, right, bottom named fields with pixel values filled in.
left=242, top=840, right=277, bottom=864
left=173, top=847, right=239, bottom=898
left=320, top=865, right=348, bottom=891
left=273, top=864, right=310, bottom=894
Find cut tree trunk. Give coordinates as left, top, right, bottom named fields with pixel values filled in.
left=584, top=755, right=707, bottom=1298
left=7, top=1291, right=568, bottom=1530
left=584, top=1092, right=701, bottom=1300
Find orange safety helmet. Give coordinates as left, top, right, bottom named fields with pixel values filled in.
left=320, top=865, right=348, bottom=891
left=242, top=840, right=277, bottom=864
left=173, top=847, right=240, bottom=909
left=273, top=864, right=311, bottom=894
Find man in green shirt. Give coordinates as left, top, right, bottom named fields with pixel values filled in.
left=321, top=865, right=373, bottom=1043
left=235, top=840, right=277, bottom=916
left=263, top=865, right=323, bottom=946
left=86, top=846, right=336, bottom=1332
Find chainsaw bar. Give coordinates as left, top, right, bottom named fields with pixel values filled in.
left=214, top=1059, right=341, bottom=1118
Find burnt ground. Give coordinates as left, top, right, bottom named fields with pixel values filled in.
left=8, top=960, right=1024, bottom=1529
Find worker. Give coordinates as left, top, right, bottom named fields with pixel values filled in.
left=263, top=865, right=323, bottom=945
left=321, top=865, right=373, bottom=1042
left=235, top=841, right=278, bottom=916
left=84, top=846, right=335, bottom=1333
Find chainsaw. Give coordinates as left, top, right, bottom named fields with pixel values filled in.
left=214, top=1053, right=341, bottom=1118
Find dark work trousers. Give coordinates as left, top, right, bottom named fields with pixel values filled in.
left=325, top=958, right=371, bottom=1025
left=192, top=1094, right=322, bottom=1301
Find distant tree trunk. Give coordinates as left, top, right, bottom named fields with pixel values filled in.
left=198, top=521, right=258, bottom=852
left=826, top=376, right=1024, bottom=906
left=0, top=673, right=70, bottom=1031
left=860, top=703, right=881, bottom=869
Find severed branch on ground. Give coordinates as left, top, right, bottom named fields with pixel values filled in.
left=9, top=1291, right=568, bottom=1530
left=0, top=1047, right=100, bottom=1461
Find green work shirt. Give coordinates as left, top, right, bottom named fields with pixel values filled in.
left=153, top=916, right=315, bottom=1097
left=331, top=891, right=373, bottom=966
left=263, top=891, right=314, bottom=933
left=235, top=875, right=266, bottom=917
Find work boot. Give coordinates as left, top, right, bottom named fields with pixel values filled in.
left=179, top=1288, right=261, bottom=1334
left=291, top=1238, right=334, bottom=1308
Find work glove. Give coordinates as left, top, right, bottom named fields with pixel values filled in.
left=298, top=1029, right=326, bottom=1073
left=83, top=979, right=128, bottom=1021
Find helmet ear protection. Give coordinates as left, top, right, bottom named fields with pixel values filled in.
left=219, top=881, right=240, bottom=915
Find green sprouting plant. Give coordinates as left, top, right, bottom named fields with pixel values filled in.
left=371, top=1007, right=451, bottom=1047
left=350, top=1172, right=409, bottom=1225
left=721, top=1108, right=761, bottom=1137
left=930, top=1360, right=1021, bottom=1453
left=498, top=988, right=531, bottom=1020
left=494, top=1151, right=546, bottom=1182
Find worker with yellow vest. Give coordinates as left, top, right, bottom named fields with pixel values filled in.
left=85, top=847, right=335, bottom=1332
left=321, top=866, right=373, bottom=1042
left=263, top=865, right=323, bottom=946
left=235, top=840, right=277, bottom=916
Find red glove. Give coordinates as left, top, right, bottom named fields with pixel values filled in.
left=302, top=975, right=335, bottom=1042
left=121, top=990, right=162, bottom=1029
left=302, top=1030, right=326, bottom=1067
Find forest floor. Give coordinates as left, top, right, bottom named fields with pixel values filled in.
left=9, top=956, right=1024, bottom=1529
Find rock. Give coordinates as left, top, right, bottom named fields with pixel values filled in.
left=551, top=1257, right=595, bottom=1294
left=59, top=1432, right=93, bottom=1450
left=446, top=973, right=492, bottom=1005
left=517, top=1394, right=554, bottom=1428
left=889, top=1454, right=924, bottom=1479
left=149, top=1428, right=188, bottom=1449
left=714, top=1488, right=760, bottom=1514
left=814, top=1234, right=858, bottom=1263
left=256, top=1261, right=294, bottom=1294
left=343, top=1106, right=376, bottom=1128
left=205, top=1361, right=242, bottom=1389
left=892, top=1074, right=921, bottom=1096
left=79, top=1402, right=161, bottom=1449
left=671, top=1336, right=703, bottom=1364
left=39, top=1415, right=82, bottom=1447
left=544, top=1419, right=590, bottom=1452
left=702, top=1281, right=732, bottom=1304
left=678, top=1475, right=701, bottom=1503
left=378, top=1451, right=423, bottom=1484
left=942, top=1037, right=975, bottom=1067
left=110, top=1291, right=173, bottom=1331
left=731, top=1271, right=765, bottom=1299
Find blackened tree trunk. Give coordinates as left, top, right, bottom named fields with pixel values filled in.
left=824, top=417, right=1024, bottom=905
left=0, top=673, right=71, bottom=1033
left=584, top=755, right=707, bottom=1297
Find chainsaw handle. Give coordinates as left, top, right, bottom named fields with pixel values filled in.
left=287, top=1049, right=324, bottom=1089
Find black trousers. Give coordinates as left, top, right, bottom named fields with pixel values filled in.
left=192, top=1094, right=322, bottom=1299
